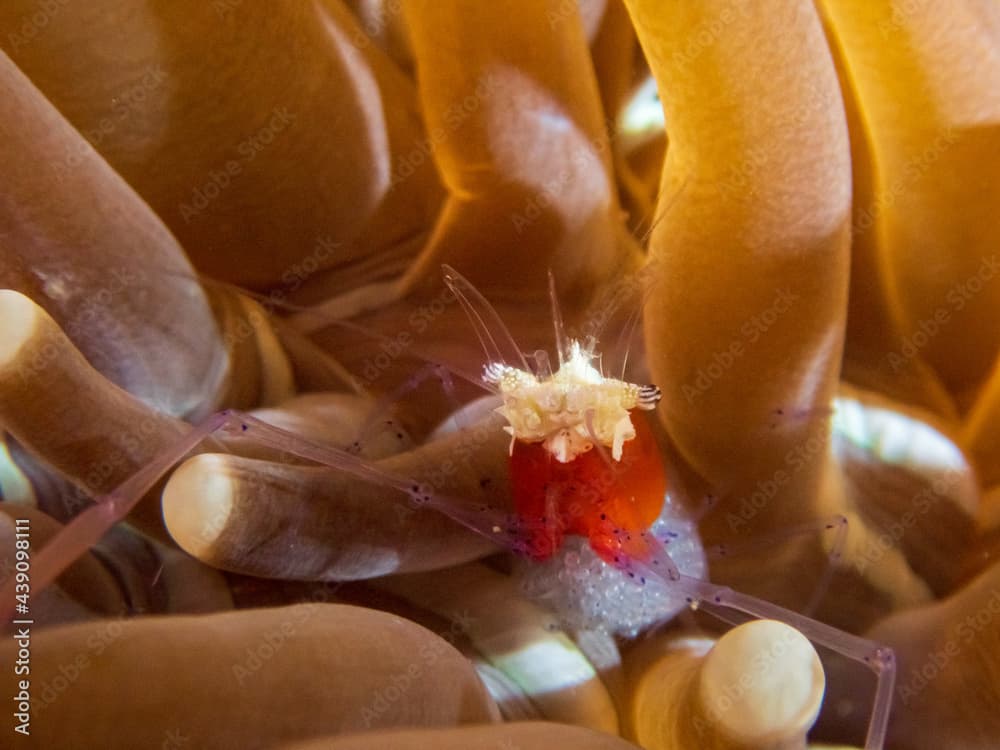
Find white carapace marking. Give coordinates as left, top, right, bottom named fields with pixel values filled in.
left=485, top=340, right=660, bottom=462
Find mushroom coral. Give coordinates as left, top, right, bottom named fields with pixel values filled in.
left=0, top=1, right=999, bottom=748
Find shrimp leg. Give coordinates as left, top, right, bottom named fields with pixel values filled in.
left=0, top=411, right=533, bottom=620
left=707, top=514, right=850, bottom=616
left=622, top=532, right=895, bottom=750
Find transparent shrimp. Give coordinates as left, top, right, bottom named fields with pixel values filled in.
left=0, top=266, right=895, bottom=750
left=442, top=266, right=896, bottom=750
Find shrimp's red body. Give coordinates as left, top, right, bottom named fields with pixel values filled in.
left=510, top=411, right=666, bottom=564
left=485, top=340, right=665, bottom=565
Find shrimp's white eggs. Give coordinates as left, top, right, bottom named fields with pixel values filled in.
left=514, top=492, right=706, bottom=637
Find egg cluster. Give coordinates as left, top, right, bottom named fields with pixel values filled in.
left=515, top=492, right=706, bottom=636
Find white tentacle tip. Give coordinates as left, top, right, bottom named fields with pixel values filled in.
left=698, top=619, right=826, bottom=745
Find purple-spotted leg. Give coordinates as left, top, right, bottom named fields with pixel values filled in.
left=620, top=532, right=895, bottom=750
left=0, top=409, right=529, bottom=620
left=348, top=361, right=475, bottom=454
left=707, top=514, right=850, bottom=616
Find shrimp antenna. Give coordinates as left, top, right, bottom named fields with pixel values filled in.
left=637, top=174, right=691, bottom=249
left=442, top=265, right=530, bottom=372
left=547, top=269, right=569, bottom=366
left=616, top=299, right=644, bottom=380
